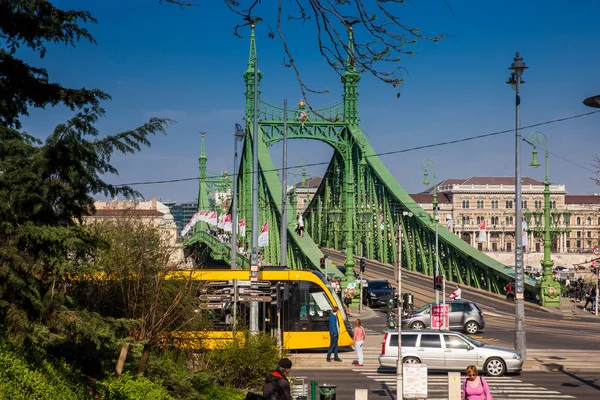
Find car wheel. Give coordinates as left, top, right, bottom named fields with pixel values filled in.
left=484, top=357, right=506, bottom=377
left=464, top=321, right=480, bottom=334
left=403, top=357, right=420, bottom=364
left=410, top=321, right=426, bottom=330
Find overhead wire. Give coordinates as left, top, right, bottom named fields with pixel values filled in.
left=115, top=109, right=600, bottom=187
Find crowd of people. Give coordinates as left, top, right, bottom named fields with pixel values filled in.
left=564, top=277, right=597, bottom=312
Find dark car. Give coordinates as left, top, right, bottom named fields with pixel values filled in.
left=362, top=279, right=395, bottom=308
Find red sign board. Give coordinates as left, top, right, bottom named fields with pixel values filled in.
left=593, top=246, right=600, bottom=256
left=430, top=305, right=449, bottom=329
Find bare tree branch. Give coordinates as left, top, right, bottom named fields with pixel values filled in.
left=226, top=0, right=445, bottom=107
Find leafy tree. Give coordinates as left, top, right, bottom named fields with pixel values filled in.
left=74, top=217, right=203, bottom=375
left=0, top=0, right=171, bottom=370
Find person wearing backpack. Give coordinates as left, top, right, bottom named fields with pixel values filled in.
left=262, top=358, right=293, bottom=400
left=463, top=365, right=493, bottom=400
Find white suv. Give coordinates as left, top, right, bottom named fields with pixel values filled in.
left=379, top=330, right=523, bottom=377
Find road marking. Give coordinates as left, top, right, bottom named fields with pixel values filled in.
left=352, top=371, right=576, bottom=399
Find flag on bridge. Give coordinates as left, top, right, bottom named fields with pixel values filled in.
left=223, top=214, right=232, bottom=232
left=239, top=217, right=246, bottom=237
left=522, top=220, right=528, bottom=248
left=208, top=212, right=217, bottom=226
left=478, top=219, right=486, bottom=243
left=258, top=221, right=269, bottom=247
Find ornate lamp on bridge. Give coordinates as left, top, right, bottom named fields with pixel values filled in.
left=421, top=158, right=440, bottom=306
left=527, top=131, right=561, bottom=306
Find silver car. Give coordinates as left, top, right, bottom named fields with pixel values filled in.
left=401, top=300, right=485, bottom=334
left=379, top=330, right=523, bottom=377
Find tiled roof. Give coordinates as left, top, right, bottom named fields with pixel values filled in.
left=92, top=209, right=164, bottom=217
left=296, top=176, right=322, bottom=188
left=409, top=193, right=452, bottom=204
left=565, top=195, right=600, bottom=205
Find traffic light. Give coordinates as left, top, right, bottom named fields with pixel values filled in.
left=320, top=257, right=326, bottom=269
left=360, top=258, right=366, bottom=273
left=434, top=275, right=443, bottom=291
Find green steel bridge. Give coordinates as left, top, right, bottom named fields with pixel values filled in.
left=185, top=26, right=538, bottom=298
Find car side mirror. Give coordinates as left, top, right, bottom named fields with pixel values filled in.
left=467, top=345, right=474, bottom=351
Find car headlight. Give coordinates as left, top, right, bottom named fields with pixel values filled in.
left=512, top=353, right=521, bottom=360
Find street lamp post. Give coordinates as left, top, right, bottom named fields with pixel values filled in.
left=396, top=210, right=412, bottom=400
left=527, top=131, right=562, bottom=306
left=421, top=159, right=439, bottom=308
left=507, top=52, right=528, bottom=361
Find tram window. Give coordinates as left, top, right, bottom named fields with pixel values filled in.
left=287, top=281, right=334, bottom=331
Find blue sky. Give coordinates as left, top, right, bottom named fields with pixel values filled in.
left=19, top=0, right=600, bottom=203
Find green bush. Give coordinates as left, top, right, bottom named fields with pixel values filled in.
left=98, top=373, right=174, bottom=400
left=0, top=343, right=90, bottom=400
left=206, top=332, right=280, bottom=389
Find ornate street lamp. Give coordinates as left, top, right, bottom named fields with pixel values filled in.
left=507, top=52, right=527, bottom=361
left=527, top=131, right=561, bottom=306
left=421, top=158, right=440, bottom=307
left=583, top=95, right=600, bottom=108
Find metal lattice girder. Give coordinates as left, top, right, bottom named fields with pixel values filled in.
left=186, top=24, right=537, bottom=297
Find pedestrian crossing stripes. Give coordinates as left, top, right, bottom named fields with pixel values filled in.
left=353, top=368, right=576, bottom=399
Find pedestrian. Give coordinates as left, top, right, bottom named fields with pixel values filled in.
left=262, top=358, right=293, bottom=400
left=463, top=365, right=493, bottom=400
left=583, top=284, right=596, bottom=311
left=296, top=212, right=304, bottom=238
left=353, top=319, right=366, bottom=366
left=343, top=289, right=353, bottom=317
left=224, top=309, right=233, bottom=325
left=326, top=306, right=342, bottom=362
left=576, top=278, right=584, bottom=302
left=450, top=284, right=462, bottom=300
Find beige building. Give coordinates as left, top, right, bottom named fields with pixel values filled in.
left=411, top=176, right=600, bottom=269
left=85, top=197, right=186, bottom=267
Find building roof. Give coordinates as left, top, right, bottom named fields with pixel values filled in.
left=564, top=195, right=600, bottom=205
left=92, top=209, right=164, bottom=217
left=296, top=176, right=322, bottom=188
left=409, top=193, right=452, bottom=204
left=461, top=176, right=543, bottom=186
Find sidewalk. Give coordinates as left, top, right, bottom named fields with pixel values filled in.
left=554, top=296, right=599, bottom=319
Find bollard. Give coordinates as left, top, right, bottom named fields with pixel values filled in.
left=447, top=372, right=461, bottom=400
left=311, top=380, right=318, bottom=400
left=318, top=383, right=337, bottom=400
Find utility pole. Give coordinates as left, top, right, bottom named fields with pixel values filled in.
left=250, top=57, right=259, bottom=334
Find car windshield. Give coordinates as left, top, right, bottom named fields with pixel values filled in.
left=369, top=281, right=393, bottom=290
left=460, top=334, right=483, bottom=347
left=414, top=304, right=431, bottom=314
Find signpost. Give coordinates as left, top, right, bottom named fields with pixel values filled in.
left=199, top=303, right=226, bottom=309
left=593, top=246, right=600, bottom=256
left=403, top=363, right=428, bottom=399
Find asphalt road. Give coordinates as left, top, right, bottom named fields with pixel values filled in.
left=322, top=248, right=600, bottom=351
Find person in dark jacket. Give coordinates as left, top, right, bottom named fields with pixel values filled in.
left=263, top=358, right=293, bottom=400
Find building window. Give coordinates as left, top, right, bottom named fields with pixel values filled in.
left=566, top=240, right=570, bottom=248
left=477, top=216, right=484, bottom=225
left=550, top=200, right=556, bottom=209
left=534, top=200, right=542, bottom=209
left=522, top=200, right=528, bottom=209
left=506, top=200, right=513, bottom=209
left=577, top=217, right=581, bottom=225
left=576, top=240, right=581, bottom=248
left=576, top=231, right=581, bottom=238
left=505, top=216, right=514, bottom=225
left=588, top=231, right=592, bottom=238
left=491, top=216, right=499, bottom=225
left=461, top=216, right=470, bottom=225
left=462, top=200, right=470, bottom=209
left=566, top=231, right=571, bottom=238
left=491, top=200, right=498, bottom=209
left=587, top=217, right=592, bottom=225
left=598, top=217, right=600, bottom=225
left=476, top=200, right=484, bottom=209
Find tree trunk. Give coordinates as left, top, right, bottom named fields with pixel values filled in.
left=136, top=343, right=152, bottom=375
left=115, top=342, right=130, bottom=375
